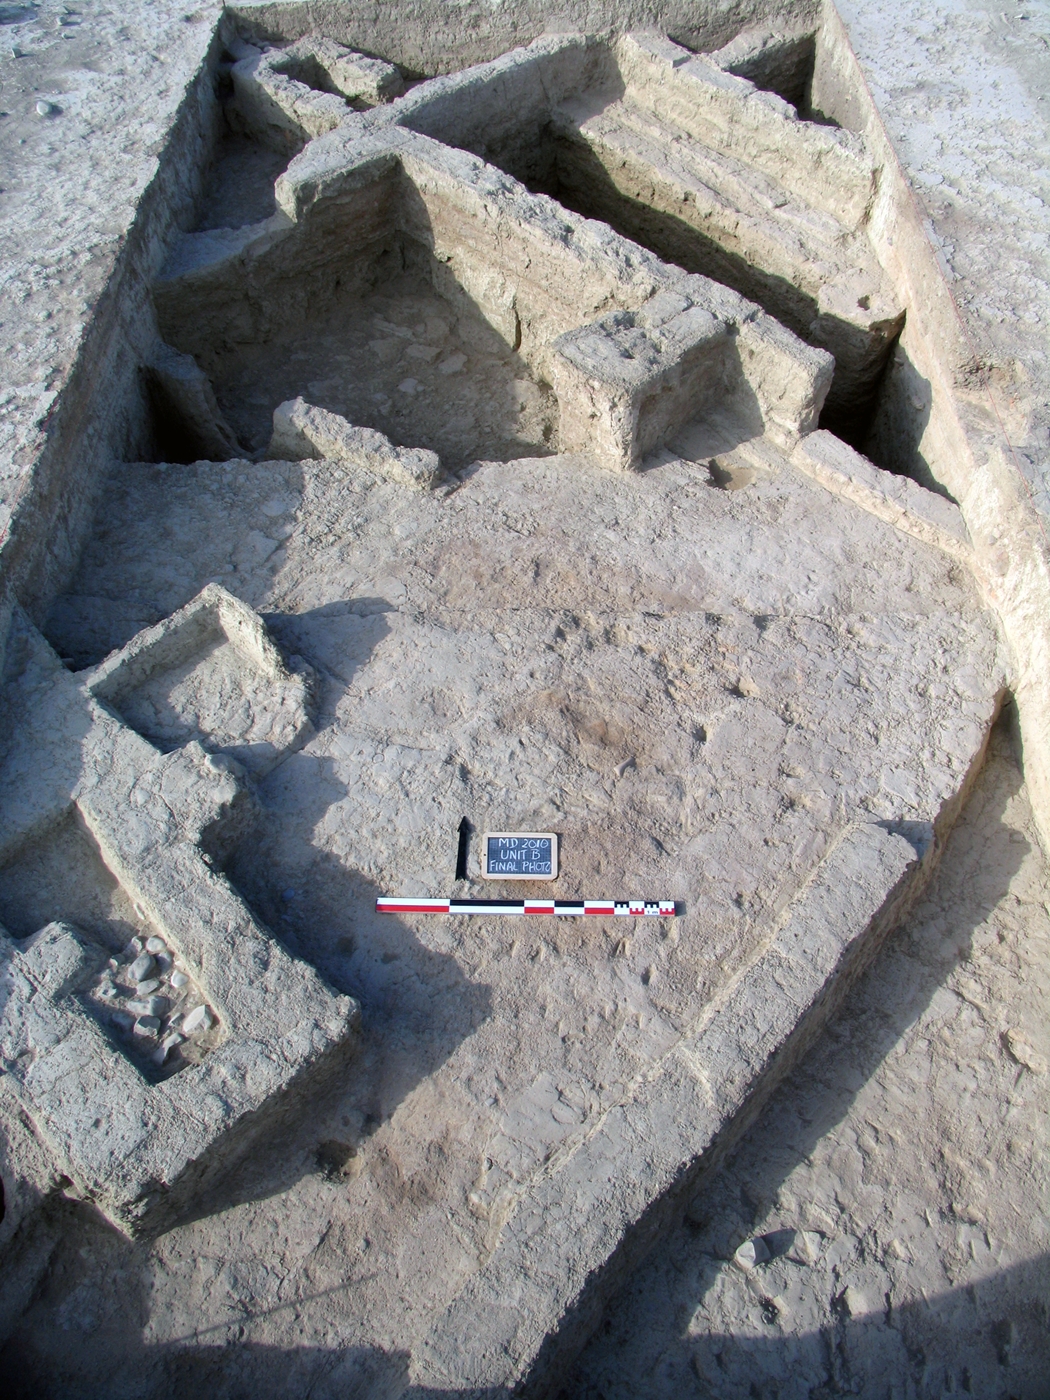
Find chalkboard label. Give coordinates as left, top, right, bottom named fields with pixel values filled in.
left=482, top=832, right=558, bottom=881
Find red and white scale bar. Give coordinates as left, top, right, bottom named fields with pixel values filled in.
left=377, top=897, right=676, bottom=917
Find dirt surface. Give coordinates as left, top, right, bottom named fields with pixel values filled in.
left=0, top=431, right=999, bottom=1398
left=571, top=712, right=1050, bottom=1399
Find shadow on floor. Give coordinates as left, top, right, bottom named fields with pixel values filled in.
left=0, top=718, right=1041, bottom=1398
left=1, top=1249, right=1046, bottom=1399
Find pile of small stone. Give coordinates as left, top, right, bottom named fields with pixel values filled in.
left=93, top=932, right=216, bottom=1069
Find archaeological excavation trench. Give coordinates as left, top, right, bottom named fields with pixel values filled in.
left=0, top=3, right=1046, bottom=1396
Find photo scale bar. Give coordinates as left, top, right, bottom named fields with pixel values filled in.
left=376, top=897, right=676, bottom=917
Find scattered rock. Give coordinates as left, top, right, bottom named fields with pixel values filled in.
left=127, top=996, right=166, bottom=1017
left=786, top=1229, right=824, bottom=1265
left=128, top=952, right=154, bottom=982
left=145, top=936, right=167, bottom=954
left=170, top=970, right=189, bottom=989
left=183, top=1004, right=213, bottom=1035
left=133, top=1016, right=161, bottom=1036
left=838, top=1285, right=869, bottom=1318
left=733, top=1236, right=771, bottom=1271
left=135, top=977, right=161, bottom=995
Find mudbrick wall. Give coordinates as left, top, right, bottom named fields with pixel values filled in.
left=0, top=1, right=1046, bottom=1395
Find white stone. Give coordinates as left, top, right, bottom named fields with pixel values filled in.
left=182, top=1004, right=213, bottom=1035
left=733, top=1236, right=770, bottom=1271
left=145, top=936, right=167, bottom=954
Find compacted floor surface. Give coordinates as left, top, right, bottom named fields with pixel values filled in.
left=572, top=715, right=1050, bottom=1400
left=0, top=413, right=1011, bottom=1396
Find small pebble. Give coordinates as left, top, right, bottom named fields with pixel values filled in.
left=136, top=978, right=161, bottom=995
left=170, top=970, right=189, bottom=989
left=183, top=1004, right=213, bottom=1035
left=133, top=1016, right=161, bottom=1036
left=107, top=957, right=121, bottom=973
left=128, top=952, right=154, bottom=982
left=97, top=981, right=118, bottom=1000
left=145, top=936, right=167, bottom=954
left=35, top=99, right=58, bottom=116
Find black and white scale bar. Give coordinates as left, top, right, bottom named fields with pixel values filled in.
left=376, top=897, right=676, bottom=917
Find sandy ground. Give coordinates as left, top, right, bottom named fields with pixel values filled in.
left=571, top=709, right=1050, bottom=1399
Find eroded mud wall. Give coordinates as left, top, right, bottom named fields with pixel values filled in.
left=811, top=2, right=1050, bottom=854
